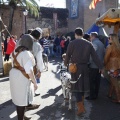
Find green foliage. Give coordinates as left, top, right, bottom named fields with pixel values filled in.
left=0, top=0, right=40, bottom=17
left=26, top=0, right=39, bottom=17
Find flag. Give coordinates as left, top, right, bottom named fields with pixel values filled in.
left=89, top=0, right=102, bottom=9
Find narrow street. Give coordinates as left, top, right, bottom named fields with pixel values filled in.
left=0, top=57, right=120, bottom=120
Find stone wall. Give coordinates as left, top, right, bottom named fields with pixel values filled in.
left=0, top=5, right=68, bottom=38
left=66, top=0, right=118, bottom=33
left=83, top=0, right=118, bottom=32
left=26, top=17, right=68, bottom=36
left=0, top=5, right=24, bottom=38
left=66, top=0, right=84, bottom=32
left=0, top=0, right=118, bottom=38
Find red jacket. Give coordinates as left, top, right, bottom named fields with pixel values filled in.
left=60, top=40, right=65, bottom=48
left=6, top=38, right=16, bottom=54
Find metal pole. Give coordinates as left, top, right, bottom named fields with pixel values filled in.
left=23, top=9, right=28, bottom=33
left=25, top=15, right=26, bottom=33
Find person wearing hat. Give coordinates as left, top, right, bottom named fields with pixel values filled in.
left=30, top=27, right=44, bottom=96
left=22, top=28, right=44, bottom=111
left=9, top=34, right=38, bottom=120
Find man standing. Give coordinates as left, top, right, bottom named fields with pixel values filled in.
left=86, top=32, right=105, bottom=100
left=31, top=28, right=44, bottom=95
left=64, top=27, right=103, bottom=116
left=54, top=35, right=61, bottom=57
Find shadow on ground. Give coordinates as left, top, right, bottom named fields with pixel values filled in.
left=37, top=84, right=76, bottom=120
left=37, top=95, right=76, bottom=120
left=41, top=85, right=62, bottom=99
left=0, top=100, right=17, bottom=120
left=89, top=77, right=120, bottom=120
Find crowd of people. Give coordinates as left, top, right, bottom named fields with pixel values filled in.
left=64, top=27, right=120, bottom=116
left=1, top=30, right=71, bottom=61
left=1, top=26, right=120, bottom=119
left=39, top=34, right=71, bottom=58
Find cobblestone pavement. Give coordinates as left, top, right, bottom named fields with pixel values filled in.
left=0, top=57, right=120, bottom=120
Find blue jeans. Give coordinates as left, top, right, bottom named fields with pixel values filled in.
left=44, top=48, right=50, bottom=56
left=49, top=46, right=54, bottom=57
left=56, top=45, right=61, bottom=57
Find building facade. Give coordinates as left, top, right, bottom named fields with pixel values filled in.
left=66, top=0, right=118, bottom=32
left=0, top=6, right=68, bottom=38
left=0, top=1, right=119, bottom=38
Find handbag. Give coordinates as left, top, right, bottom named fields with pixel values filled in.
left=69, top=63, right=77, bottom=73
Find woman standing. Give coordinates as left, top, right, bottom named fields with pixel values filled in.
left=104, top=34, right=120, bottom=103
left=64, top=36, right=71, bottom=53
left=31, top=28, right=44, bottom=96
left=9, top=34, right=38, bottom=120
left=5, top=36, right=16, bottom=60
left=4, top=36, right=10, bottom=61
left=60, top=36, right=66, bottom=56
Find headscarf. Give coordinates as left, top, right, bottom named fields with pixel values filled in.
left=15, top=34, right=34, bottom=52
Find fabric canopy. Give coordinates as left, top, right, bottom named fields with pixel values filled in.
left=96, top=8, right=120, bottom=25
left=86, top=23, right=108, bottom=37
left=96, top=8, right=120, bottom=33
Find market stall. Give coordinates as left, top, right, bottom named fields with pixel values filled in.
left=96, top=8, right=120, bottom=34
left=86, top=23, right=108, bottom=37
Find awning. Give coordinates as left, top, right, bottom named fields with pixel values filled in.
left=96, top=8, right=120, bottom=33
left=86, top=23, right=108, bottom=37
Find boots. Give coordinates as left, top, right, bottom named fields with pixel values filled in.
left=24, top=115, right=31, bottom=120
left=25, top=104, right=40, bottom=110
left=76, top=102, right=85, bottom=116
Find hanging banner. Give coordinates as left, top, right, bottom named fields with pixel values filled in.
left=53, top=13, right=58, bottom=30
left=70, top=0, right=79, bottom=18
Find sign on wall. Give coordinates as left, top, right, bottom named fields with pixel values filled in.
left=70, top=0, right=79, bottom=18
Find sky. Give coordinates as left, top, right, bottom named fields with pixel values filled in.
left=36, top=0, right=66, bottom=8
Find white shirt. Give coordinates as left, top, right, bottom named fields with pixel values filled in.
left=32, top=41, right=44, bottom=72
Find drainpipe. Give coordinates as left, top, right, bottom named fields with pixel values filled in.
left=116, top=0, right=118, bottom=8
